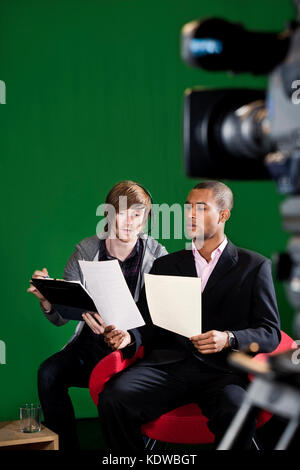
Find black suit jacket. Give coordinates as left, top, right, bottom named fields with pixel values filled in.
left=126, top=240, right=281, bottom=372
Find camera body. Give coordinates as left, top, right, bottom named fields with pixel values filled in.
left=181, top=3, right=300, bottom=336
left=182, top=15, right=300, bottom=195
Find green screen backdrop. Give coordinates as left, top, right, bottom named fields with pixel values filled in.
left=0, top=0, right=296, bottom=421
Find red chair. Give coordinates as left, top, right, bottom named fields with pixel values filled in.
left=89, top=331, right=297, bottom=448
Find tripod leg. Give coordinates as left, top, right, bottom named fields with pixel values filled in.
left=252, top=433, right=262, bottom=450
left=274, top=417, right=299, bottom=450
left=217, top=400, right=252, bottom=450
left=144, top=437, right=157, bottom=451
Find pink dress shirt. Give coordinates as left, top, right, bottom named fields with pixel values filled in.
left=192, top=237, right=228, bottom=292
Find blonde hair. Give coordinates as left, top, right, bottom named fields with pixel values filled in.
left=104, top=180, right=152, bottom=232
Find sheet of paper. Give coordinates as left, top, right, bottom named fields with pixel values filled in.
left=144, top=273, right=201, bottom=338
left=78, top=259, right=145, bottom=331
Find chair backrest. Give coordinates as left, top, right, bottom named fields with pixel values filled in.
left=89, top=346, right=144, bottom=406
left=255, top=330, right=297, bottom=363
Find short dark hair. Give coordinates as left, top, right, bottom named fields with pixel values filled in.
left=192, top=181, right=233, bottom=211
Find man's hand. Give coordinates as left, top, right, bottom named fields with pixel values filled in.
left=190, top=330, right=229, bottom=354
left=103, top=325, right=132, bottom=350
left=27, top=268, right=52, bottom=311
left=82, top=312, right=106, bottom=335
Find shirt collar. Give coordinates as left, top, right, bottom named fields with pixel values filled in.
left=192, top=236, right=228, bottom=264
left=99, top=238, right=141, bottom=262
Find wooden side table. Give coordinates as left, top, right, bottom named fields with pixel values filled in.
left=0, top=421, right=59, bottom=450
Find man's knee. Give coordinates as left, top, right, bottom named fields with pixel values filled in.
left=98, top=376, right=137, bottom=414
left=221, top=384, right=247, bottom=414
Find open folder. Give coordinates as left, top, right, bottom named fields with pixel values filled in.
left=30, top=278, right=96, bottom=312
left=31, top=260, right=145, bottom=331
left=144, top=273, right=202, bottom=338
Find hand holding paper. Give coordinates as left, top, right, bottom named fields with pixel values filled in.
left=82, top=312, right=106, bottom=335
left=103, top=325, right=132, bottom=350
left=190, top=330, right=229, bottom=354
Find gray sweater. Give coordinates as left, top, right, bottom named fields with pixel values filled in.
left=40, top=233, right=168, bottom=347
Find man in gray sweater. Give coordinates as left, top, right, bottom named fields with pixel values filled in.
left=27, top=181, right=167, bottom=450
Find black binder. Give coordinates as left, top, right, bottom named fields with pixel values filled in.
left=31, top=278, right=97, bottom=320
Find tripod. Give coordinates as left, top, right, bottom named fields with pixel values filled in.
left=217, top=349, right=300, bottom=450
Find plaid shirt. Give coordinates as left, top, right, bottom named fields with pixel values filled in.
left=98, top=238, right=143, bottom=297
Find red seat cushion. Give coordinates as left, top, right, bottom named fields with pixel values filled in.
left=142, top=404, right=215, bottom=444
left=89, top=347, right=144, bottom=407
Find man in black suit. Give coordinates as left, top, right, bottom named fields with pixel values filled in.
left=98, top=181, right=281, bottom=451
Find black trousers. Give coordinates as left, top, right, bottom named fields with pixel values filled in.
left=37, top=330, right=112, bottom=450
left=98, top=355, right=258, bottom=452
